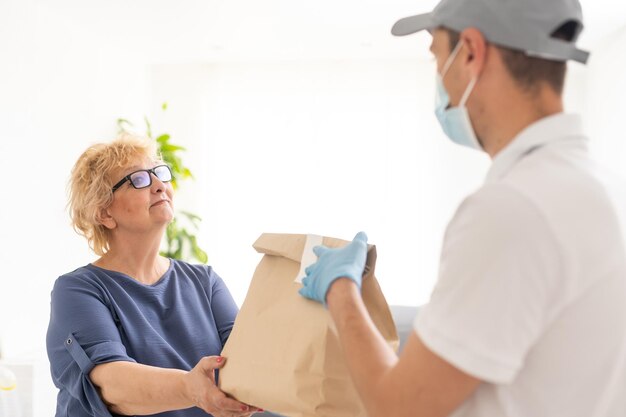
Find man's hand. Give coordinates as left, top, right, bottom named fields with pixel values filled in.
left=299, top=231, right=368, bottom=305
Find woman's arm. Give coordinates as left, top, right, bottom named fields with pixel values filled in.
left=90, top=356, right=256, bottom=416
left=207, top=267, right=239, bottom=346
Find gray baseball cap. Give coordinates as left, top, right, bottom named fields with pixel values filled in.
left=391, top=0, right=590, bottom=64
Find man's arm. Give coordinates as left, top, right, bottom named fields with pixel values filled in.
left=327, top=279, right=481, bottom=417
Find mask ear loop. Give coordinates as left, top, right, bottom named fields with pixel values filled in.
left=449, top=40, right=479, bottom=107
left=441, top=41, right=464, bottom=78
left=459, top=77, right=478, bottom=107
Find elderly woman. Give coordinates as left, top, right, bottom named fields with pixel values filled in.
left=46, top=135, right=258, bottom=417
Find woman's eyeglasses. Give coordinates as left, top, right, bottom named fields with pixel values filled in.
left=112, top=164, right=173, bottom=193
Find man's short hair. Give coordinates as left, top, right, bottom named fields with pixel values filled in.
left=445, top=22, right=577, bottom=95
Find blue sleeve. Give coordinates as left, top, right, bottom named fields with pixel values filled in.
left=207, top=267, right=238, bottom=347
left=46, top=274, right=136, bottom=417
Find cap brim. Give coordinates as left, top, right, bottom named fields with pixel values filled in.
left=391, top=13, right=435, bottom=36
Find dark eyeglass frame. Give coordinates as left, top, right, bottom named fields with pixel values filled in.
left=111, top=164, right=173, bottom=193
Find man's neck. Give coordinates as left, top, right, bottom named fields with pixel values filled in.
left=480, top=86, right=563, bottom=158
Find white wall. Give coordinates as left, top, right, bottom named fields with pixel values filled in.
left=149, top=60, right=489, bottom=309
left=585, top=25, right=626, bottom=176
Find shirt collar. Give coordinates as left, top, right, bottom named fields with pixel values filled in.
left=485, top=113, right=587, bottom=182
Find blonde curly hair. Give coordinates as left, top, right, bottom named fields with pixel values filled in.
left=68, top=134, right=159, bottom=255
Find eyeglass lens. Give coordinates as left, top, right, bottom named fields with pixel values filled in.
left=129, top=166, right=172, bottom=189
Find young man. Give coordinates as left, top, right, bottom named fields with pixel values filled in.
left=299, top=0, right=626, bottom=416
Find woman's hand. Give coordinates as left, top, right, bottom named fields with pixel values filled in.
left=184, top=356, right=262, bottom=417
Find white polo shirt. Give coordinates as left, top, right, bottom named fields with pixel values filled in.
left=415, top=113, right=626, bottom=417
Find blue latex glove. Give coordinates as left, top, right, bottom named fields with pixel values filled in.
left=298, top=232, right=368, bottom=305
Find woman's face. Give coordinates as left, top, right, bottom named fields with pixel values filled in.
left=102, top=157, right=175, bottom=234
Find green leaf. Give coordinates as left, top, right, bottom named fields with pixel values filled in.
left=193, top=244, right=208, bottom=264
left=144, top=116, right=153, bottom=139
left=180, top=210, right=202, bottom=222
left=197, top=251, right=208, bottom=263
left=162, top=102, right=168, bottom=111
left=168, top=156, right=184, bottom=176
left=179, top=227, right=190, bottom=239
left=173, top=236, right=184, bottom=259
left=156, top=134, right=171, bottom=144
left=117, top=118, right=133, bottom=126
left=187, top=234, right=207, bottom=263
left=185, top=218, right=201, bottom=230
left=160, top=143, right=186, bottom=153
left=116, top=118, right=134, bottom=134
left=182, top=167, right=194, bottom=180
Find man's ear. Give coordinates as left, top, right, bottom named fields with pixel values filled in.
left=460, top=27, right=487, bottom=78
left=97, top=207, right=117, bottom=230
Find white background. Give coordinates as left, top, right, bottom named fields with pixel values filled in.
left=0, top=0, right=624, bottom=415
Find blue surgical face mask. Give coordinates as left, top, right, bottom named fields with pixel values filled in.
left=435, top=42, right=481, bottom=150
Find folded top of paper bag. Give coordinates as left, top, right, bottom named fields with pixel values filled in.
left=253, top=233, right=377, bottom=278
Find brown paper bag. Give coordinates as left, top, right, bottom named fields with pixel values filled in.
left=219, top=233, right=398, bottom=417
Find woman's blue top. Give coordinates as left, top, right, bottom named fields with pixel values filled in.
left=46, top=259, right=238, bottom=417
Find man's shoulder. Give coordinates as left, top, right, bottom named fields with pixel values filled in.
left=444, top=183, right=557, bottom=259
left=456, top=182, right=543, bottom=225
left=504, top=147, right=626, bottom=225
